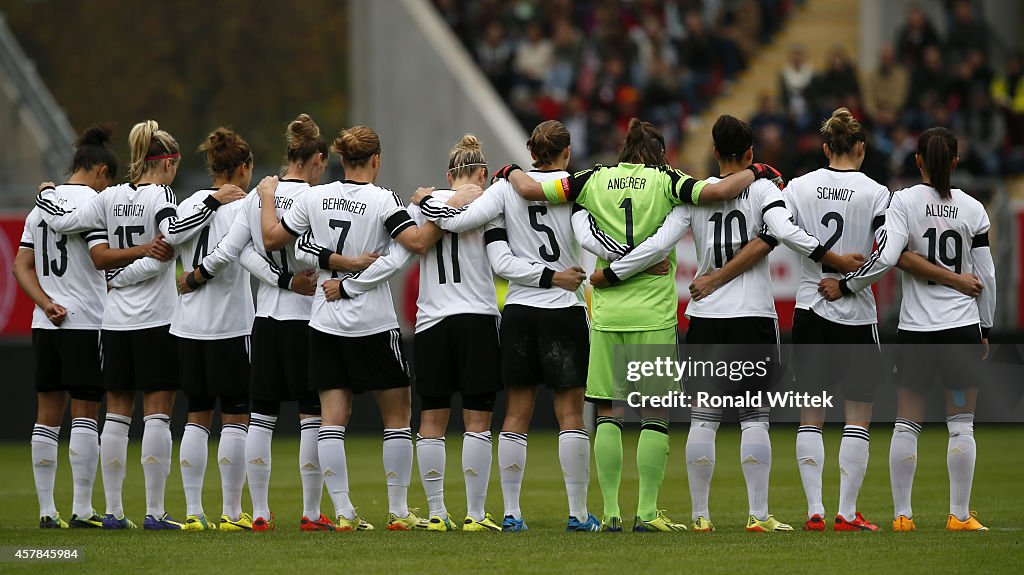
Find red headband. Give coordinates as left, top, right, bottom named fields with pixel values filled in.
left=145, top=152, right=180, bottom=161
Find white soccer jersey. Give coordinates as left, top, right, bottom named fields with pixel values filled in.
left=281, top=180, right=413, bottom=337
left=419, top=170, right=588, bottom=309
left=843, top=184, right=996, bottom=333
left=785, top=168, right=891, bottom=325
left=19, top=184, right=107, bottom=330
left=36, top=183, right=218, bottom=329
left=169, top=189, right=265, bottom=340
left=606, top=177, right=823, bottom=319
left=201, top=179, right=315, bottom=321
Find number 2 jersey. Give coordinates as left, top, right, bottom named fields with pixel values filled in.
left=843, top=183, right=996, bottom=333
left=20, top=184, right=108, bottom=330
left=785, top=167, right=891, bottom=325
left=37, top=182, right=219, bottom=330
left=281, top=180, right=414, bottom=337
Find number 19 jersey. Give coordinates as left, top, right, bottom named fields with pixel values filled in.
left=281, top=180, right=414, bottom=337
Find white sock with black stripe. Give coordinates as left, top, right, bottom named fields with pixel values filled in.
left=383, top=427, right=413, bottom=518
left=558, top=428, right=590, bottom=521
left=100, top=414, right=131, bottom=517
left=947, top=413, right=976, bottom=521
left=142, top=414, right=172, bottom=517
left=299, top=417, right=322, bottom=519
left=498, top=431, right=527, bottom=519
left=890, top=418, right=921, bottom=519
left=796, top=425, right=825, bottom=517
left=69, top=418, right=99, bottom=518
left=838, top=425, right=870, bottom=520
left=246, top=413, right=276, bottom=521
left=180, top=423, right=209, bottom=517
left=219, top=423, right=248, bottom=521
left=463, top=431, right=493, bottom=522
left=417, top=435, right=447, bottom=520
left=318, top=426, right=355, bottom=520
left=31, top=424, right=60, bottom=518
left=686, top=415, right=719, bottom=522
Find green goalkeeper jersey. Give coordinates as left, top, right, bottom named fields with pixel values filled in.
left=541, top=162, right=707, bottom=331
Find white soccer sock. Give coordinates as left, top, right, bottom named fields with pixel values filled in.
left=463, top=431, right=493, bottom=522
left=740, top=421, right=772, bottom=521
left=947, top=413, right=976, bottom=521
left=383, top=428, right=413, bottom=518
left=498, top=431, right=527, bottom=519
left=31, top=424, right=60, bottom=518
left=417, top=435, right=448, bottom=519
left=69, top=418, right=99, bottom=518
left=890, top=418, right=920, bottom=519
left=299, top=417, right=322, bottom=519
left=100, top=414, right=130, bottom=517
left=838, top=425, right=870, bottom=520
left=246, top=413, right=276, bottom=520
left=558, top=429, right=590, bottom=521
left=219, top=423, right=247, bottom=521
left=142, top=414, right=172, bottom=517
left=796, top=425, right=825, bottom=517
left=686, top=421, right=718, bottom=521
left=179, top=423, right=209, bottom=517
left=318, top=426, right=355, bottom=520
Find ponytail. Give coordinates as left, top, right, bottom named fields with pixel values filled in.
left=618, top=118, right=666, bottom=166
left=69, top=124, right=118, bottom=179
left=127, top=120, right=179, bottom=183
left=917, top=127, right=957, bottom=200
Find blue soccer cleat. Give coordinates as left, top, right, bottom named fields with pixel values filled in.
left=143, top=513, right=184, bottom=530
left=567, top=514, right=601, bottom=532
left=102, top=514, right=137, bottom=529
left=501, top=515, right=528, bottom=532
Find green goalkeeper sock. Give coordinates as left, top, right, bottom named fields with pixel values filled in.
left=594, top=416, right=623, bottom=520
left=636, top=419, right=670, bottom=522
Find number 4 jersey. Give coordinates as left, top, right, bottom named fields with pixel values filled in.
left=20, top=184, right=108, bottom=330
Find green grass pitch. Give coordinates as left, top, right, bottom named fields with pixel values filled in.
left=0, top=426, right=1020, bottom=574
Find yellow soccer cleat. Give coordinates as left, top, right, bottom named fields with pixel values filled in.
left=692, top=516, right=715, bottom=532
left=184, top=515, right=217, bottom=531
left=336, top=514, right=374, bottom=531
left=220, top=513, right=253, bottom=531
left=746, top=515, right=793, bottom=532
left=892, top=515, right=916, bottom=532
left=633, top=511, right=687, bottom=532
left=946, top=511, right=989, bottom=532
left=426, top=515, right=460, bottom=531
left=387, top=510, right=428, bottom=531
left=463, top=513, right=502, bottom=532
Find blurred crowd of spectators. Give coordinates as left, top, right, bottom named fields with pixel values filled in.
left=761, top=0, right=1024, bottom=189
left=434, top=0, right=791, bottom=167
left=437, top=0, right=1021, bottom=188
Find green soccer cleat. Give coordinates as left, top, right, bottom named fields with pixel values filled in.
left=220, top=513, right=253, bottom=531
left=601, top=516, right=623, bottom=532
left=692, top=516, right=715, bottom=532
left=426, top=515, right=459, bottom=531
left=746, top=515, right=794, bottom=532
left=336, top=513, right=374, bottom=531
left=387, top=510, right=428, bottom=531
left=183, top=515, right=217, bottom=531
left=69, top=512, right=105, bottom=528
left=463, top=513, right=502, bottom=532
left=40, top=513, right=68, bottom=529
left=633, top=511, right=688, bottom=532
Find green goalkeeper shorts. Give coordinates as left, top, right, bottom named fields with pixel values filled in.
left=586, top=327, right=679, bottom=402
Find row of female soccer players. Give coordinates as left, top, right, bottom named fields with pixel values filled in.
left=23, top=114, right=602, bottom=532
left=22, top=108, right=993, bottom=534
